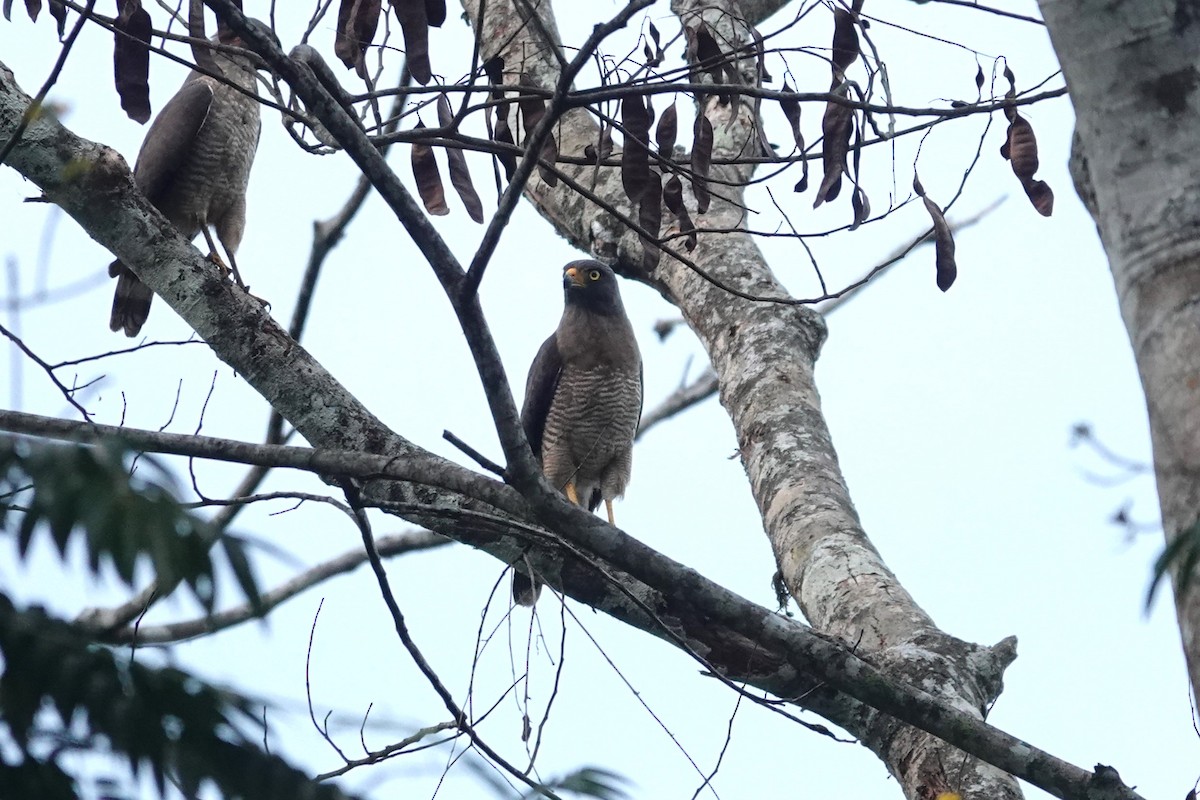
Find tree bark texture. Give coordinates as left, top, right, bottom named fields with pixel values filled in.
left=462, top=0, right=1021, bottom=797
left=1039, top=0, right=1200, bottom=699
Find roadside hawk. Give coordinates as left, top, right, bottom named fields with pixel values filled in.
left=108, top=30, right=264, bottom=336
left=514, top=260, right=643, bottom=605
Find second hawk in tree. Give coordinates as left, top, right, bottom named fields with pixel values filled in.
left=108, top=22, right=264, bottom=336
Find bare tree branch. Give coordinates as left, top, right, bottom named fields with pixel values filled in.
left=117, top=530, right=451, bottom=645
left=338, top=481, right=561, bottom=800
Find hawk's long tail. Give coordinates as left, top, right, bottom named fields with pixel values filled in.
left=108, top=260, right=154, bottom=337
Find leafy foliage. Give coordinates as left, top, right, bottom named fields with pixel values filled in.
left=519, top=768, right=632, bottom=800
left=0, top=438, right=260, bottom=615
left=1148, top=516, right=1200, bottom=609
left=0, top=596, right=359, bottom=800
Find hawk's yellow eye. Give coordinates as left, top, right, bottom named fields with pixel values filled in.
left=589, top=270, right=601, bottom=281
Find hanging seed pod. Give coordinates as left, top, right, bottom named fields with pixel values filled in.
left=656, top=101, right=678, bottom=160
left=691, top=114, right=713, bottom=213
left=437, top=94, right=483, bottom=222
left=914, top=175, right=957, bottom=291
left=621, top=94, right=652, bottom=204
left=411, top=122, right=449, bottom=215
left=113, top=0, right=152, bottom=123
left=334, top=0, right=381, bottom=78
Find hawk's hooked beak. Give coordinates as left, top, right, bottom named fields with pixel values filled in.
left=564, top=266, right=586, bottom=288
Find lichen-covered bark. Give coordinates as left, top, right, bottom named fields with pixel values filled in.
left=462, top=1, right=1021, bottom=797
left=1039, top=0, right=1200, bottom=699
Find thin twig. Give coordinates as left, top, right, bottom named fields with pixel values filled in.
left=0, top=0, right=96, bottom=166
left=457, top=0, right=658, bottom=301
left=339, top=480, right=563, bottom=800
left=443, top=430, right=507, bottom=478
left=0, top=323, right=92, bottom=420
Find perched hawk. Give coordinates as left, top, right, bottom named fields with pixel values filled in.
left=108, top=32, right=263, bottom=336
left=514, top=260, right=643, bottom=605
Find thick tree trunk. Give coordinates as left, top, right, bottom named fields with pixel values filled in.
left=1040, top=0, right=1200, bottom=698
left=462, top=0, right=1021, bottom=797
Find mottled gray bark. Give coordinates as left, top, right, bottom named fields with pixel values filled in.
left=1039, top=0, right=1200, bottom=699
left=460, top=0, right=1022, bottom=797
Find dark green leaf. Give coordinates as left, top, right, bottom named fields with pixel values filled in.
left=1148, top=517, right=1200, bottom=610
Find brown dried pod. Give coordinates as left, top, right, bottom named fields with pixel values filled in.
left=518, top=76, right=558, bottom=186
left=751, top=26, right=772, bottom=84
left=913, top=175, right=957, bottom=291
left=691, top=114, right=713, bottom=213
left=493, top=117, right=517, bottom=181
left=536, top=134, right=559, bottom=186
left=830, top=7, right=859, bottom=80
left=389, top=0, right=431, bottom=84
left=518, top=77, right=546, bottom=133
left=334, top=0, right=381, bottom=79
left=663, top=174, right=697, bottom=251
left=648, top=21, right=664, bottom=64
left=114, top=0, right=152, bottom=123
left=483, top=55, right=505, bottom=100
left=437, top=94, right=483, bottom=223
left=1024, top=179, right=1054, bottom=217
left=656, top=101, right=677, bottom=160
left=583, top=125, right=614, bottom=164
left=814, top=100, right=852, bottom=208
left=411, top=122, right=449, bottom=216
left=643, top=41, right=658, bottom=68
left=850, top=185, right=870, bottom=230
left=639, top=171, right=663, bottom=270
left=779, top=81, right=803, bottom=151
left=1004, top=113, right=1039, bottom=179
left=22, top=0, right=39, bottom=21
left=621, top=94, right=652, bottom=205
left=693, top=22, right=725, bottom=85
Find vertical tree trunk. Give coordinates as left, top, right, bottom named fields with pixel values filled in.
left=463, top=0, right=1021, bottom=796
left=1040, top=0, right=1200, bottom=697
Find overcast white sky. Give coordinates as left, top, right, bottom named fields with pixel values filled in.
left=1, top=1, right=1195, bottom=799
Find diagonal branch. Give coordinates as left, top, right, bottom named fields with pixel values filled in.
left=458, top=0, right=657, bottom=302
left=339, top=481, right=561, bottom=800
left=455, top=1, right=1072, bottom=799
left=205, top=4, right=543, bottom=492
left=116, top=530, right=451, bottom=645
